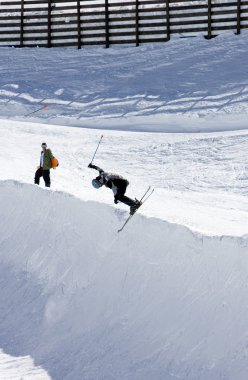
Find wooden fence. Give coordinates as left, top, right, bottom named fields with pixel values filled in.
left=0, top=0, right=248, bottom=48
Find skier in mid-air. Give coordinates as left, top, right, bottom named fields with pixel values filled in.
left=88, top=163, right=142, bottom=215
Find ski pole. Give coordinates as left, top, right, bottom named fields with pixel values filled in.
left=24, top=104, right=48, bottom=117
left=90, top=135, right=103, bottom=164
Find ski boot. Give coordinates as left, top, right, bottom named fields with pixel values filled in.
left=130, top=199, right=142, bottom=215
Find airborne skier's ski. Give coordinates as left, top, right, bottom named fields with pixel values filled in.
left=118, top=187, right=154, bottom=233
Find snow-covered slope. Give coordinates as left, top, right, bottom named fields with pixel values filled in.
left=1, top=32, right=248, bottom=132
left=1, top=118, right=248, bottom=237
left=0, top=350, right=50, bottom=380
left=1, top=31, right=248, bottom=379
left=0, top=180, right=247, bottom=380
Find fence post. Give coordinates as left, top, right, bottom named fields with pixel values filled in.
left=207, top=0, right=212, bottom=39
left=237, top=0, right=241, bottom=34
left=47, top=0, right=52, bottom=47
left=166, top=0, right=170, bottom=41
left=135, top=0, right=139, bottom=46
left=20, top=0, right=24, bottom=47
left=105, top=0, right=110, bottom=48
left=77, top=0, right=82, bottom=49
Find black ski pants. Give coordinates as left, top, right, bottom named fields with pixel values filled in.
left=118, top=195, right=137, bottom=207
left=115, top=182, right=136, bottom=207
left=34, top=168, right=51, bottom=187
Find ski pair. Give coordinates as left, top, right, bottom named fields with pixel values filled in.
left=118, top=187, right=154, bottom=233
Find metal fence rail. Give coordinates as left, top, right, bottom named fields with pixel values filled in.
left=0, top=0, right=247, bottom=48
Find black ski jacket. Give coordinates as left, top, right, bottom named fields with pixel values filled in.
left=89, top=164, right=129, bottom=197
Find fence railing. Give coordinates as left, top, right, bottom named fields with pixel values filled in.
left=0, top=0, right=248, bottom=48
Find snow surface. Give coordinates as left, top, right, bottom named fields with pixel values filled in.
left=0, top=349, right=51, bottom=380
left=1, top=33, right=248, bottom=131
left=0, top=180, right=248, bottom=380
left=1, top=118, right=247, bottom=236
left=0, top=32, right=248, bottom=379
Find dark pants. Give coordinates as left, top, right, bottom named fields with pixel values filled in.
left=118, top=195, right=137, bottom=207
left=115, top=182, right=136, bottom=207
left=34, top=168, right=51, bottom=187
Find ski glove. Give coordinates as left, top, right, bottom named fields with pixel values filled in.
left=88, top=163, right=93, bottom=168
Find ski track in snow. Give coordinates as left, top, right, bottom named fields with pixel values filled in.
left=0, top=118, right=247, bottom=236
left=1, top=33, right=248, bottom=125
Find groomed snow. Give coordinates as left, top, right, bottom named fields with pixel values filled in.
left=0, top=118, right=247, bottom=236
left=0, top=31, right=248, bottom=379
left=1, top=33, right=248, bottom=131
left=0, top=180, right=248, bottom=380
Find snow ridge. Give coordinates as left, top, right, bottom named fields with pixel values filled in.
left=0, top=180, right=247, bottom=380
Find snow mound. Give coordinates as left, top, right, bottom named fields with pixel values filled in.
left=0, top=349, right=51, bottom=380
left=0, top=180, right=248, bottom=380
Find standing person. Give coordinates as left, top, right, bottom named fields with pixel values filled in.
left=34, top=143, right=53, bottom=187
left=88, top=163, right=142, bottom=215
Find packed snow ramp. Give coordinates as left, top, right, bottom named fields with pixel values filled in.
left=0, top=180, right=247, bottom=380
